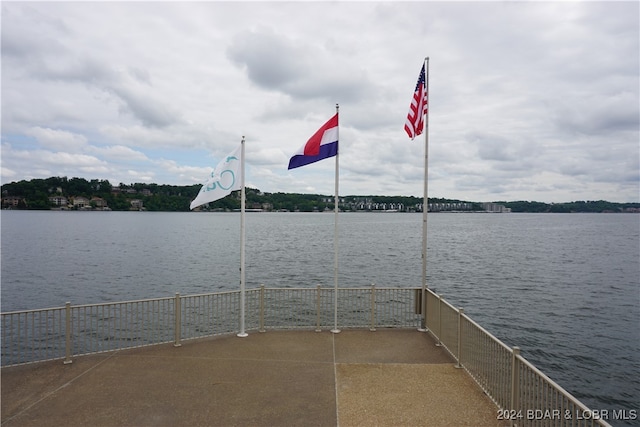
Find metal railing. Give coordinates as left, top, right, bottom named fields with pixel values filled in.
left=1, top=286, right=612, bottom=427
left=1, top=285, right=420, bottom=366
left=422, top=289, right=613, bottom=427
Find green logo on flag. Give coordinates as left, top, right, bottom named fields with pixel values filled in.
left=201, top=156, right=239, bottom=193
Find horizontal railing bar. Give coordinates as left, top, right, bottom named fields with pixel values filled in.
left=261, top=286, right=416, bottom=291
left=1, top=306, right=66, bottom=315
left=460, top=312, right=512, bottom=353
left=260, top=285, right=419, bottom=292
left=515, top=353, right=596, bottom=414
left=64, top=297, right=176, bottom=309
left=439, top=297, right=459, bottom=312
left=180, top=290, right=243, bottom=298
left=1, top=297, right=178, bottom=314
left=1, top=287, right=418, bottom=315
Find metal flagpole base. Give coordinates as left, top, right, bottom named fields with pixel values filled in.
left=237, top=332, right=248, bottom=338
left=330, top=329, right=341, bottom=334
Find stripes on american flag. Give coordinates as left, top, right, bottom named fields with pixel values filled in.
left=404, top=63, right=428, bottom=140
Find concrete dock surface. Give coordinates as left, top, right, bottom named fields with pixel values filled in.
left=2, top=329, right=505, bottom=427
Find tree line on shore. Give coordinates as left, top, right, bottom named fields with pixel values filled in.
left=1, top=176, right=638, bottom=213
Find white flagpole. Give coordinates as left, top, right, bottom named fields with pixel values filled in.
left=420, top=57, right=430, bottom=331
left=331, top=104, right=341, bottom=334
left=237, top=136, right=248, bottom=338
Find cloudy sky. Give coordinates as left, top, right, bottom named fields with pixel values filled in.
left=2, top=1, right=638, bottom=203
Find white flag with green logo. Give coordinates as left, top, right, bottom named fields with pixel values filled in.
left=190, top=144, right=242, bottom=210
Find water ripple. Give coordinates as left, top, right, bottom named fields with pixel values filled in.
left=1, top=211, right=638, bottom=423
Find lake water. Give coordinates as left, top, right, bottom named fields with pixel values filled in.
left=1, top=211, right=639, bottom=425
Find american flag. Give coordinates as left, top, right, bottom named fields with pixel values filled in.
left=404, top=63, right=428, bottom=140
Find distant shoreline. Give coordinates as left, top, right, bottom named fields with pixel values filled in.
left=2, top=176, right=639, bottom=213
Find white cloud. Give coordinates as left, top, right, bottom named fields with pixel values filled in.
left=24, top=127, right=88, bottom=151
left=1, top=1, right=638, bottom=203
left=90, top=145, right=149, bottom=162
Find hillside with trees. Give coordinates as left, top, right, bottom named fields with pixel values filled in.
left=1, top=177, right=639, bottom=213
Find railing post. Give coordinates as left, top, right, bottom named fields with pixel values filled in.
left=435, top=294, right=442, bottom=346
left=455, top=308, right=464, bottom=368
left=510, top=346, right=521, bottom=427
left=174, top=293, right=182, bottom=347
left=259, top=284, right=266, bottom=333
left=369, top=284, right=376, bottom=332
left=64, top=302, right=73, bottom=365
left=315, top=285, right=322, bottom=332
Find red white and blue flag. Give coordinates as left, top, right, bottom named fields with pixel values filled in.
left=404, top=63, right=428, bottom=140
left=288, top=113, right=339, bottom=169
